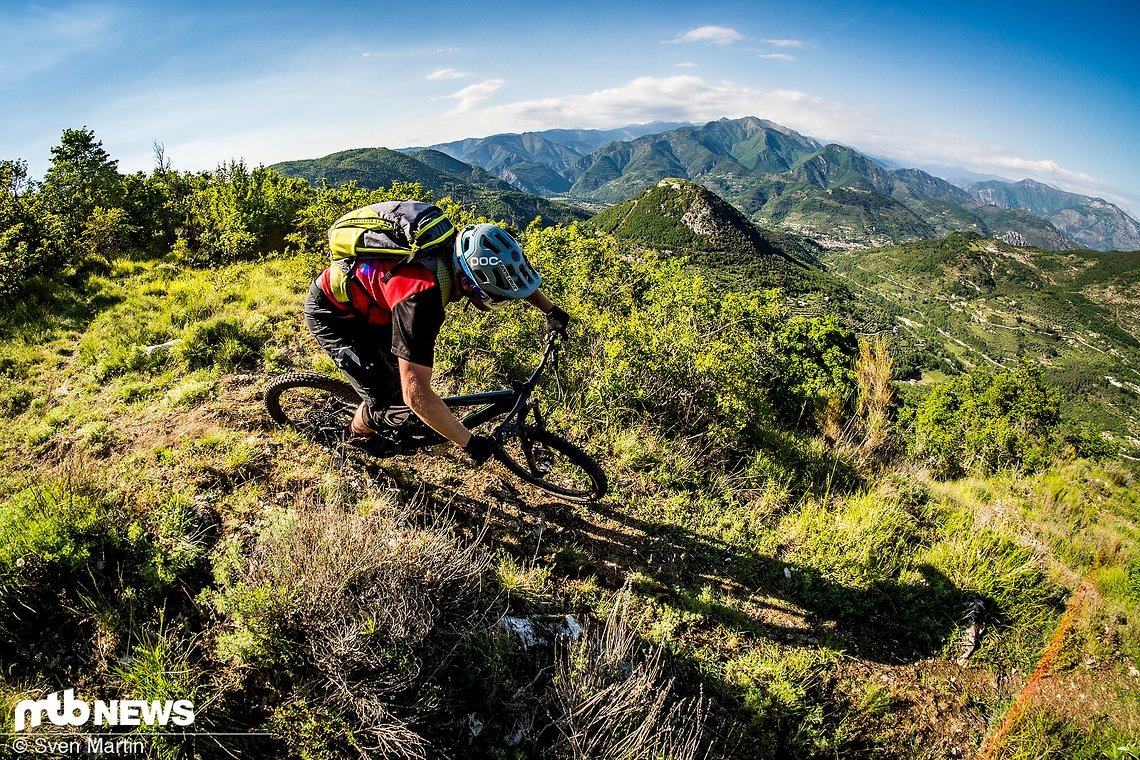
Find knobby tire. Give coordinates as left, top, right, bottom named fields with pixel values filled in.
left=264, top=372, right=360, bottom=441
left=496, top=427, right=608, bottom=503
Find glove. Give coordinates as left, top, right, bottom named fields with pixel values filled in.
left=545, top=305, right=570, bottom=338
left=464, top=434, right=499, bottom=467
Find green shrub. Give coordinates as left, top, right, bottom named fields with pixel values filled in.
left=0, top=378, right=33, bottom=416
left=912, top=364, right=1064, bottom=477
left=1064, top=421, right=1121, bottom=460
left=164, top=377, right=215, bottom=406
left=176, top=162, right=313, bottom=264
left=769, top=314, right=858, bottom=426
left=0, top=483, right=208, bottom=678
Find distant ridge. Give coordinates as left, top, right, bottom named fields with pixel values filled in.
left=968, top=179, right=1140, bottom=251
left=270, top=147, right=588, bottom=228
left=405, top=122, right=692, bottom=196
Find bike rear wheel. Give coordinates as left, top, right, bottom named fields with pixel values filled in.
left=264, top=372, right=360, bottom=443
left=496, top=427, right=607, bottom=503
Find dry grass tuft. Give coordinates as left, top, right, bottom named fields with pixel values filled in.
left=854, top=336, right=894, bottom=453
left=215, top=502, right=493, bottom=758
left=549, top=592, right=710, bottom=760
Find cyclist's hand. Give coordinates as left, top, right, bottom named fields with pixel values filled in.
left=464, top=434, right=499, bottom=466
left=545, top=305, right=570, bottom=339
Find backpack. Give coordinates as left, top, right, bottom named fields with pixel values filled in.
left=328, top=201, right=456, bottom=280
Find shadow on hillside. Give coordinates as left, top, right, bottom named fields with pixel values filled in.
left=349, top=451, right=985, bottom=666
left=525, top=497, right=972, bottom=666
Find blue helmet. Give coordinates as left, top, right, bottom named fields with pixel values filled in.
left=453, top=224, right=541, bottom=309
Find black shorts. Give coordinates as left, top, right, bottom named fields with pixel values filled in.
left=303, top=282, right=403, bottom=420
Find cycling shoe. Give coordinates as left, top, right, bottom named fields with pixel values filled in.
left=344, top=430, right=400, bottom=458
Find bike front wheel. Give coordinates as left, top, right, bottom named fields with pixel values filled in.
left=264, top=372, right=360, bottom=443
left=496, top=427, right=607, bottom=503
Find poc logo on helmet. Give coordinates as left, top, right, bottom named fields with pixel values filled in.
left=472, top=256, right=501, bottom=267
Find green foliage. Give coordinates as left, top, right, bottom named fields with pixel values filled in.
left=1065, top=422, right=1122, bottom=460
left=0, top=482, right=210, bottom=678
left=269, top=700, right=366, bottom=760
left=770, top=314, right=858, bottom=424
left=913, top=364, right=1064, bottom=477
left=176, top=161, right=313, bottom=263
left=178, top=313, right=270, bottom=369
left=0, top=159, right=55, bottom=298
left=81, top=206, right=139, bottom=262
left=0, top=376, right=33, bottom=417
left=40, top=127, right=124, bottom=235
left=725, top=643, right=839, bottom=722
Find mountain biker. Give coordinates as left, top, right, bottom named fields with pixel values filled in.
left=303, top=215, right=570, bottom=465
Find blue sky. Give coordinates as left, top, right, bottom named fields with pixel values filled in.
left=3, top=0, right=1138, bottom=214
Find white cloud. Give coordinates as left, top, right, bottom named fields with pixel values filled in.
left=757, top=54, right=795, bottom=62
left=426, top=67, right=470, bottom=80
left=674, top=61, right=698, bottom=68
left=668, top=26, right=744, bottom=45
left=446, top=78, right=505, bottom=114
left=449, top=75, right=863, bottom=141
left=761, top=39, right=802, bottom=48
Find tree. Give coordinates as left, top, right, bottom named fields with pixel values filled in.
left=912, top=364, right=1064, bottom=477
left=0, top=159, right=50, bottom=298
left=41, top=127, right=123, bottom=234
left=768, top=314, right=858, bottom=428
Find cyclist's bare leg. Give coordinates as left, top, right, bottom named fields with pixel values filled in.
left=350, top=403, right=376, bottom=437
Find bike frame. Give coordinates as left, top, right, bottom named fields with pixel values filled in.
left=388, top=335, right=561, bottom=452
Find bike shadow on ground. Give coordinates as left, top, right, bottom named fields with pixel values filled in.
left=510, top=495, right=982, bottom=666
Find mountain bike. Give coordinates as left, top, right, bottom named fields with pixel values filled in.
left=264, top=334, right=607, bottom=502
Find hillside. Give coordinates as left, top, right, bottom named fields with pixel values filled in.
left=589, top=178, right=859, bottom=309
left=3, top=131, right=1139, bottom=759
left=271, top=147, right=589, bottom=228
left=4, top=233, right=1140, bottom=759
left=822, top=233, right=1140, bottom=450
left=969, top=179, right=1140, bottom=251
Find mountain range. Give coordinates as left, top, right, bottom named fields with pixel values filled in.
left=271, top=116, right=1140, bottom=253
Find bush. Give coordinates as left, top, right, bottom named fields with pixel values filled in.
left=0, top=378, right=33, bottom=416
left=438, top=223, right=786, bottom=452
left=0, top=159, right=57, bottom=298
left=549, top=594, right=711, bottom=760
left=178, top=313, right=270, bottom=369
left=176, top=162, right=313, bottom=264
left=769, top=314, right=858, bottom=427
left=912, top=364, right=1064, bottom=478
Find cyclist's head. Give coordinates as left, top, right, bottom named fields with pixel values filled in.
left=452, top=224, right=541, bottom=310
